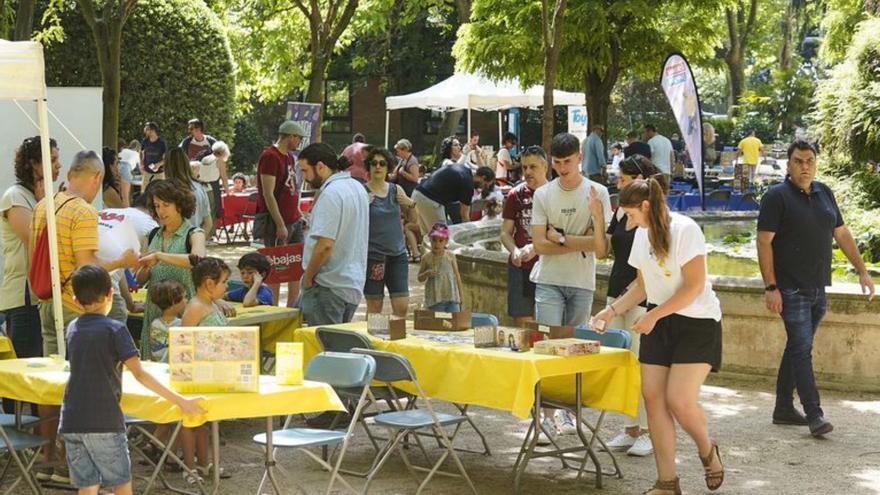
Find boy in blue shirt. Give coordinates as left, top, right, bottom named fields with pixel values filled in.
left=226, top=252, right=274, bottom=307
left=60, top=265, right=204, bottom=495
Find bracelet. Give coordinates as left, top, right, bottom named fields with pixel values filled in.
left=608, top=304, right=618, bottom=316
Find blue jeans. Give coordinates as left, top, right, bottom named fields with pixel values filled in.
left=300, top=283, right=359, bottom=326
left=429, top=302, right=461, bottom=312
left=776, top=288, right=827, bottom=420
left=61, top=432, right=131, bottom=488
left=534, top=284, right=594, bottom=326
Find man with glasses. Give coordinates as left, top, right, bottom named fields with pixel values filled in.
left=180, top=118, right=217, bottom=161
left=757, top=140, right=875, bottom=437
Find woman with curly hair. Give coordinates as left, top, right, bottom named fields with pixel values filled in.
left=101, top=147, right=126, bottom=208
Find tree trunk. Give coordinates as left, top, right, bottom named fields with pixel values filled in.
left=585, top=90, right=610, bottom=144
left=0, top=0, right=7, bottom=40
left=92, top=23, right=123, bottom=148
left=726, top=53, right=746, bottom=113
left=305, top=54, right=329, bottom=143
left=13, top=0, right=35, bottom=41
left=779, top=2, right=794, bottom=71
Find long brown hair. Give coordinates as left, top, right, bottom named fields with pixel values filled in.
left=618, top=177, right=671, bottom=260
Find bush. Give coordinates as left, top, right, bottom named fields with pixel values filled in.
left=41, top=0, right=235, bottom=146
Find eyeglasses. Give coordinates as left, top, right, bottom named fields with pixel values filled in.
left=371, top=159, right=388, bottom=167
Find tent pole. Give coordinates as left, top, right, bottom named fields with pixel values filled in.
left=384, top=110, right=390, bottom=148
left=37, top=98, right=65, bottom=357
left=467, top=108, right=472, bottom=142
left=498, top=111, right=502, bottom=148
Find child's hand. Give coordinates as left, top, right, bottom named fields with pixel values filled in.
left=127, top=301, right=145, bottom=314
left=139, top=251, right=159, bottom=268
left=253, top=272, right=263, bottom=286
left=423, top=269, right=436, bottom=279
left=120, top=249, right=139, bottom=269
left=179, top=397, right=206, bottom=417
left=216, top=299, right=236, bottom=317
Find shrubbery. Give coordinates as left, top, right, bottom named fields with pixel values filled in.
left=41, top=0, right=235, bottom=146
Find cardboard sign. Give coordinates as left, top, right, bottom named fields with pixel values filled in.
left=259, top=243, right=304, bottom=284
left=367, top=314, right=407, bottom=341
left=526, top=321, right=575, bottom=339
left=414, top=310, right=472, bottom=331
left=276, top=342, right=304, bottom=385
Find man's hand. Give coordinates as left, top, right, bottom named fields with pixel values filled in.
left=632, top=311, right=659, bottom=335
left=765, top=289, right=782, bottom=314
left=138, top=251, right=159, bottom=269
left=859, top=271, right=876, bottom=301
left=119, top=249, right=139, bottom=269
left=547, top=226, right=562, bottom=244
left=303, top=275, right=314, bottom=289
left=275, top=223, right=288, bottom=243
left=519, top=244, right=537, bottom=263
left=589, top=185, right=604, bottom=218
left=510, top=248, right=523, bottom=267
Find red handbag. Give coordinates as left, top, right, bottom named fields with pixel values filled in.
left=258, top=243, right=304, bottom=284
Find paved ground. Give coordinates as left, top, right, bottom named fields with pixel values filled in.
left=36, top=244, right=880, bottom=494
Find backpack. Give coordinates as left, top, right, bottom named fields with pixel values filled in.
left=29, top=195, right=78, bottom=300
left=147, top=225, right=196, bottom=254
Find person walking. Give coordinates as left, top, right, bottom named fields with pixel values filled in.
left=591, top=176, right=724, bottom=495
left=757, top=140, right=874, bottom=437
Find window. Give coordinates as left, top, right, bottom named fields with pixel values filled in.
left=322, top=80, right=352, bottom=134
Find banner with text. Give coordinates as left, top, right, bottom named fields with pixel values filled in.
left=285, top=102, right=322, bottom=157
left=259, top=243, right=304, bottom=284
left=567, top=106, right=588, bottom=141
left=661, top=54, right=704, bottom=199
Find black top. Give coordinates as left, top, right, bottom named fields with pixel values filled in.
left=606, top=212, right=645, bottom=308
left=415, top=163, right=474, bottom=206
left=141, top=137, right=167, bottom=173
left=624, top=141, right=652, bottom=159
left=60, top=313, right=139, bottom=434
left=757, top=178, right=844, bottom=290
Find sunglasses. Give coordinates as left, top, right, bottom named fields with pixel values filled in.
left=371, top=159, right=388, bottom=167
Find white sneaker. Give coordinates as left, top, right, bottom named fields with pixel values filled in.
left=537, top=417, right=558, bottom=446
left=555, top=410, right=577, bottom=435
left=603, top=432, right=638, bottom=452
left=182, top=471, right=203, bottom=486
left=626, top=434, right=654, bottom=457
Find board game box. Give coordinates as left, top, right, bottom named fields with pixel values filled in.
left=169, top=326, right=259, bottom=393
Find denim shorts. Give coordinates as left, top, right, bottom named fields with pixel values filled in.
left=364, top=253, right=410, bottom=300
left=61, top=432, right=131, bottom=488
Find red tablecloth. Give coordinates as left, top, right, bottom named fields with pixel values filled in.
left=219, top=190, right=256, bottom=226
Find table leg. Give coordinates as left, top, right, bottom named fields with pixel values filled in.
left=513, top=382, right=542, bottom=495
left=209, top=422, right=220, bottom=495
left=265, top=416, right=283, bottom=495
left=143, top=421, right=183, bottom=495
left=572, top=372, right=603, bottom=489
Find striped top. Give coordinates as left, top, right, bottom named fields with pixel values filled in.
left=31, top=192, right=99, bottom=313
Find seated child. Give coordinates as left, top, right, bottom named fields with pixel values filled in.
left=226, top=253, right=274, bottom=307
left=148, top=279, right=187, bottom=362
left=61, top=265, right=204, bottom=495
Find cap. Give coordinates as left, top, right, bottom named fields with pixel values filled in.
left=278, top=120, right=306, bottom=137
left=428, top=223, right=450, bottom=240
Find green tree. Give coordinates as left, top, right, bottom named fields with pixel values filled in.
left=715, top=0, right=758, bottom=112
left=819, top=0, right=875, bottom=65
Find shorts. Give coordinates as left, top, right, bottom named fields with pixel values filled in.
left=639, top=308, right=722, bottom=372
left=39, top=302, right=81, bottom=356
left=507, top=264, right=535, bottom=318
left=364, top=253, right=409, bottom=300
left=61, top=432, right=131, bottom=488
left=262, top=218, right=304, bottom=247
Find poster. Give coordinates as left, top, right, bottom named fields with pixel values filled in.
left=285, top=102, right=322, bottom=157
left=567, top=106, right=588, bottom=141
left=661, top=54, right=704, bottom=199
left=169, top=327, right=259, bottom=393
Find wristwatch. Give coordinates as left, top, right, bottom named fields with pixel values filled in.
left=764, top=284, right=778, bottom=292
left=558, top=235, right=566, bottom=246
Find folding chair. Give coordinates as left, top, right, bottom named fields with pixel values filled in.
left=352, top=348, right=477, bottom=495
left=253, top=352, right=376, bottom=495
left=0, top=425, right=48, bottom=495
left=232, top=192, right=258, bottom=243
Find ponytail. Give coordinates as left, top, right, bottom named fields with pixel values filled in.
left=618, top=176, right=671, bottom=260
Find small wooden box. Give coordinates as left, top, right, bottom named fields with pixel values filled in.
left=526, top=321, right=575, bottom=339
left=367, top=314, right=407, bottom=340
left=414, top=310, right=472, bottom=331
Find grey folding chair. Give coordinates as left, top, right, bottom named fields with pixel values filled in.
left=352, top=348, right=477, bottom=495
left=0, top=425, right=48, bottom=495
left=253, top=352, right=376, bottom=495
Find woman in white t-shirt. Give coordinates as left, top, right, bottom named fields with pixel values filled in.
left=591, top=177, right=724, bottom=495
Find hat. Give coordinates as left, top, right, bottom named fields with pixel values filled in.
left=278, top=120, right=306, bottom=137
left=428, top=223, right=450, bottom=240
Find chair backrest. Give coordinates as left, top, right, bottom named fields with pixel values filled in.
left=471, top=312, right=499, bottom=328
left=316, top=327, right=373, bottom=353
left=304, top=352, right=376, bottom=388
left=708, top=189, right=732, bottom=201
left=350, top=348, right=415, bottom=383
left=574, top=325, right=632, bottom=349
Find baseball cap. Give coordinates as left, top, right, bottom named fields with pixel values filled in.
left=428, top=223, right=450, bottom=240
left=278, top=120, right=306, bottom=137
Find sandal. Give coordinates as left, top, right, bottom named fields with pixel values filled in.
left=700, top=440, right=724, bottom=491
left=642, top=477, right=681, bottom=495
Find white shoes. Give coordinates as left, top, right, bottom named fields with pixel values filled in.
left=537, top=417, right=558, bottom=446
left=555, top=410, right=578, bottom=435
left=604, top=432, right=638, bottom=451
left=626, top=434, right=653, bottom=457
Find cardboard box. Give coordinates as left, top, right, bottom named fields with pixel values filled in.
left=169, top=326, right=259, bottom=393
left=484, top=326, right=542, bottom=352
left=367, top=314, right=407, bottom=340
left=526, top=321, right=575, bottom=339
left=533, top=338, right=601, bottom=356
left=473, top=325, right=498, bottom=348
left=414, top=310, right=472, bottom=331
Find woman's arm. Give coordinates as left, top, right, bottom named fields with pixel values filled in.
left=6, top=206, right=32, bottom=246
left=218, top=158, right=229, bottom=193
left=120, top=180, right=131, bottom=208
left=395, top=185, right=414, bottom=207
left=104, top=188, right=124, bottom=209
left=400, top=162, right=420, bottom=183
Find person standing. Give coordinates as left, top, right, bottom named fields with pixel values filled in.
left=591, top=177, right=725, bottom=495
left=757, top=140, right=874, bottom=437
left=298, top=143, right=369, bottom=326
left=163, top=148, right=213, bottom=233
left=180, top=118, right=217, bottom=161
left=500, top=146, right=548, bottom=327
left=736, top=129, right=764, bottom=190
left=624, top=130, right=652, bottom=159
left=411, top=163, right=494, bottom=235
left=197, top=141, right=231, bottom=240
left=645, top=124, right=674, bottom=180
left=390, top=139, right=420, bottom=197
left=116, top=139, right=134, bottom=207
left=496, top=132, right=517, bottom=182
left=581, top=125, right=607, bottom=184
left=364, top=148, right=413, bottom=317
left=530, top=133, right=612, bottom=435
left=255, top=121, right=305, bottom=307
left=140, top=122, right=167, bottom=189
left=463, top=132, right=485, bottom=169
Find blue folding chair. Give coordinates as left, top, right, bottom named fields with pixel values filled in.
left=0, top=425, right=48, bottom=495
left=574, top=326, right=632, bottom=349
left=471, top=313, right=499, bottom=328
left=352, top=348, right=477, bottom=495
left=253, top=352, right=376, bottom=495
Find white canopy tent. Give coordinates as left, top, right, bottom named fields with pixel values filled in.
left=384, top=72, right=586, bottom=147
left=0, top=40, right=67, bottom=356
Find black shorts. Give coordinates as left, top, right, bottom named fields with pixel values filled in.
left=639, top=309, right=722, bottom=372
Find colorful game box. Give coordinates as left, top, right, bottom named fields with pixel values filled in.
left=533, top=338, right=601, bottom=356
left=168, top=326, right=259, bottom=393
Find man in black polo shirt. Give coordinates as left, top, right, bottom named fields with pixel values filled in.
left=757, top=140, right=875, bottom=437
left=411, top=164, right=494, bottom=234
left=623, top=130, right=652, bottom=159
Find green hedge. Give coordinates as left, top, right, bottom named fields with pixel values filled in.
left=41, top=0, right=235, bottom=147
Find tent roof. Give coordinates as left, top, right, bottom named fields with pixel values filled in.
left=0, top=41, right=47, bottom=100
left=385, top=72, right=584, bottom=112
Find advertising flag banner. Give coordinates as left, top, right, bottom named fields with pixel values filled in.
left=661, top=54, right=704, bottom=200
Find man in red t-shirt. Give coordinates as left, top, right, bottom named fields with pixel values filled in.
left=500, top=146, right=549, bottom=326
left=256, top=120, right=305, bottom=306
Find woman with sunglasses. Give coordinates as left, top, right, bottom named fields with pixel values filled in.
left=364, top=147, right=414, bottom=317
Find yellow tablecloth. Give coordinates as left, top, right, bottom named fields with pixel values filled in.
left=0, top=358, right=343, bottom=427
left=0, top=336, right=16, bottom=360
left=295, top=323, right=641, bottom=420
left=129, top=291, right=301, bottom=352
